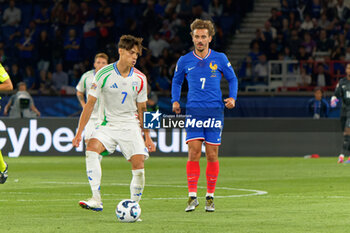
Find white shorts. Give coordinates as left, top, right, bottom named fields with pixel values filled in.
left=84, top=118, right=99, bottom=140
left=91, top=122, right=149, bottom=160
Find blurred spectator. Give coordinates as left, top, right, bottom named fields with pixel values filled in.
left=316, top=29, right=334, bottom=53
left=2, top=0, right=21, bottom=27
left=296, top=2, right=306, bottom=21
left=345, top=46, right=350, bottom=60
left=96, top=6, right=115, bottom=48
left=301, top=14, right=314, bottom=31
left=81, top=1, right=97, bottom=60
left=34, top=5, right=50, bottom=31
left=23, top=65, right=36, bottom=91
left=51, top=2, right=65, bottom=29
left=147, top=84, right=159, bottom=112
left=251, top=29, right=268, bottom=54
left=332, top=0, right=350, bottom=22
left=155, top=65, right=171, bottom=94
left=155, top=0, right=167, bottom=18
left=16, top=28, right=35, bottom=67
left=178, top=0, right=192, bottom=19
left=275, top=33, right=286, bottom=53
left=3, top=82, right=40, bottom=118
left=267, top=42, right=279, bottom=60
left=301, top=32, right=316, bottom=55
left=307, top=87, right=329, bottom=118
left=149, top=33, right=169, bottom=58
left=248, top=41, right=262, bottom=62
left=64, top=0, right=81, bottom=27
left=52, top=29, right=65, bottom=65
left=239, top=56, right=254, bottom=85
left=208, top=0, right=223, bottom=18
left=254, top=54, right=268, bottom=83
left=191, top=4, right=212, bottom=21
left=318, top=13, right=331, bottom=30
left=331, top=46, right=344, bottom=60
left=36, top=30, right=52, bottom=72
left=297, top=67, right=312, bottom=87
left=64, top=29, right=81, bottom=71
left=288, top=11, right=297, bottom=30
left=280, top=18, right=290, bottom=38
left=288, top=29, right=302, bottom=57
left=52, top=63, right=68, bottom=94
left=312, top=63, right=331, bottom=86
left=142, top=0, right=160, bottom=37
left=311, top=0, right=322, bottom=19
left=262, top=20, right=277, bottom=41
left=38, top=70, right=54, bottom=95
left=269, top=8, right=281, bottom=31
left=297, top=46, right=311, bottom=60
left=9, top=63, right=22, bottom=88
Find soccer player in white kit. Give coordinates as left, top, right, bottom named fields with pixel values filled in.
left=76, top=53, right=108, bottom=145
left=72, top=35, right=156, bottom=212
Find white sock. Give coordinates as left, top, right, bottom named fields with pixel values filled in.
left=189, top=192, right=197, bottom=198
left=130, top=169, right=145, bottom=202
left=86, top=151, right=102, bottom=201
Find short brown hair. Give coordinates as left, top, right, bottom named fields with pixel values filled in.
left=118, top=35, right=145, bottom=56
left=190, top=19, right=215, bottom=37
left=94, top=53, right=108, bottom=62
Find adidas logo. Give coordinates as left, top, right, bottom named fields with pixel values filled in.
left=110, top=83, right=118, bottom=88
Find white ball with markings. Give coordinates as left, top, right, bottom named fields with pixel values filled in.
left=116, top=199, right=141, bottom=223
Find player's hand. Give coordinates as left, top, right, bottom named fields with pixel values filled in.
left=330, top=96, right=338, bottom=108
left=224, top=98, right=235, bottom=109
left=72, top=134, right=82, bottom=148
left=172, top=101, right=181, bottom=114
left=145, top=136, right=156, bottom=152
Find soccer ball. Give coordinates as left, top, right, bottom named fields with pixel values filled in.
left=116, top=199, right=141, bottom=223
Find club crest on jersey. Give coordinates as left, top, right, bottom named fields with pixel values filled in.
left=91, top=83, right=97, bottom=90
left=209, top=61, right=217, bottom=77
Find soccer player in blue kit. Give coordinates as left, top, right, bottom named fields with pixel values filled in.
left=171, top=19, right=238, bottom=212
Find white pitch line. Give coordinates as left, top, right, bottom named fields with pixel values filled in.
left=0, top=182, right=267, bottom=202
left=40, top=181, right=268, bottom=198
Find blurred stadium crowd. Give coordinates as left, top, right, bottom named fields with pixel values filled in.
left=0, top=0, right=253, bottom=95
left=240, top=0, right=350, bottom=91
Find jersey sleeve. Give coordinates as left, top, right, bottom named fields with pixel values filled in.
left=171, top=56, right=186, bottom=103
left=220, top=54, right=238, bottom=100
left=89, top=69, right=107, bottom=99
left=137, top=75, right=148, bottom=103
left=76, top=73, right=86, bottom=93
left=0, top=63, right=10, bottom=83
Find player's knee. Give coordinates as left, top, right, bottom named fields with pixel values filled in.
left=188, top=149, right=201, bottom=161
left=206, top=151, right=218, bottom=162
left=130, top=155, right=145, bottom=170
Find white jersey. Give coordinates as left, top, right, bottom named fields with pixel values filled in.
left=76, top=69, right=102, bottom=120
left=89, top=62, right=147, bottom=125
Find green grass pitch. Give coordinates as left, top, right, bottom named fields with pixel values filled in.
left=1, top=156, right=350, bottom=233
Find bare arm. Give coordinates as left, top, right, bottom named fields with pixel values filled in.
left=3, top=99, right=12, bottom=115
left=76, top=91, right=86, bottom=108
left=30, top=104, right=41, bottom=117
left=137, top=101, right=156, bottom=152
left=0, top=79, right=13, bottom=91
left=72, top=95, right=97, bottom=147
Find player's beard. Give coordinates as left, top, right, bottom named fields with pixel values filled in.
left=196, top=43, right=205, bottom=53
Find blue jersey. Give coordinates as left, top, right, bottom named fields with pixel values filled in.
left=171, top=49, right=238, bottom=108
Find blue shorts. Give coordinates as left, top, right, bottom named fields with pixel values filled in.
left=185, top=109, right=223, bottom=145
